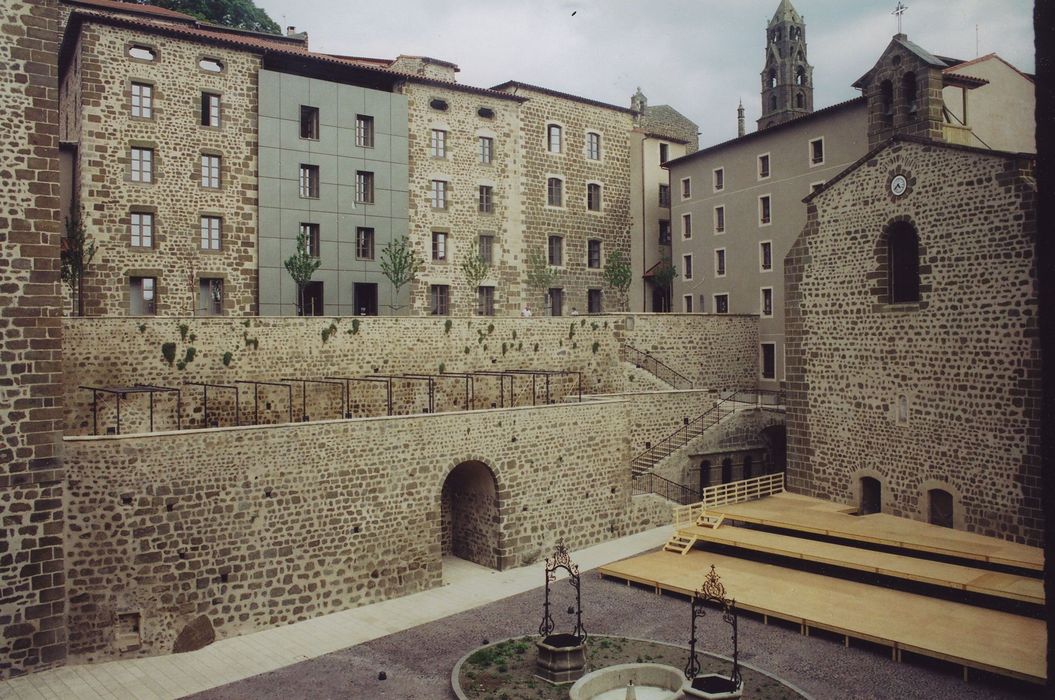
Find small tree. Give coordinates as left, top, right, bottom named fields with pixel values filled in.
left=60, top=213, right=97, bottom=317
left=603, top=249, right=633, bottom=312
left=379, top=235, right=424, bottom=313
left=284, top=231, right=320, bottom=316
left=460, top=243, right=491, bottom=314
left=652, top=258, right=678, bottom=312
left=526, top=249, right=560, bottom=314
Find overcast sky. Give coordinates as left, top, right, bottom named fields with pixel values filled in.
left=255, top=0, right=1035, bottom=144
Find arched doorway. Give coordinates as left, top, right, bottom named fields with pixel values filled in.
left=760, top=425, right=786, bottom=475
left=440, top=460, right=501, bottom=570
left=721, top=458, right=733, bottom=484
left=698, top=460, right=711, bottom=496
left=928, top=488, right=954, bottom=528
left=859, top=477, right=882, bottom=515
left=743, top=455, right=754, bottom=479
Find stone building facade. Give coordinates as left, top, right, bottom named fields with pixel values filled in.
left=0, top=0, right=68, bottom=679
left=784, top=136, right=1040, bottom=545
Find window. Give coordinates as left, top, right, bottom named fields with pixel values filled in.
left=198, top=278, right=223, bottom=316
left=714, top=294, right=729, bottom=314
left=430, top=230, right=448, bottom=262
left=683, top=295, right=693, bottom=313
left=897, top=394, right=910, bottom=424
left=681, top=177, right=691, bottom=199
left=887, top=221, right=920, bottom=303
left=478, top=107, right=494, bottom=119
left=761, top=287, right=773, bottom=317
left=356, top=227, right=374, bottom=260
left=682, top=213, right=692, bottom=238
left=128, top=45, right=156, bottom=61
left=714, top=206, right=725, bottom=233
left=200, top=215, right=221, bottom=250
left=713, top=168, right=724, bottom=191
left=356, top=171, right=374, bottom=203
left=130, top=276, right=156, bottom=315
left=356, top=115, right=374, bottom=147
left=586, top=132, right=601, bottom=160
left=130, top=147, right=153, bottom=183
left=430, top=284, right=450, bottom=315
left=478, top=286, right=495, bottom=316
left=200, top=154, right=220, bottom=188
left=478, top=136, right=493, bottom=164
left=761, top=343, right=776, bottom=379
left=548, top=235, right=563, bottom=266
left=479, top=185, right=493, bottom=213
left=760, top=241, right=773, bottom=271
left=588, top=239, right=601, bottom=269
left=881, top=80, right=894, bottom=116
left=430, top=179, right=447, bottom=209
left=131, top=82, right=153, bottom=118
left=758, top=153, right=771, bottom=178
left=201, top=93, right=220, bottom=127
left=587, top=183, right=602, bottom=211
left=299, top=164, right=319, bottom=198
left=300, top=222, right=320, bottom=257
left=810, top=181, right=825, bottom=193
left=198, top=58, right=223, bottom=73
left=903, top=72, right=919, bottom=113
left=130, top=211, right=153, bottom=247
left=659, top=143, right=669, bottom=163
left=478, top=233, right=494, bottom=264
left=929, top=488, right=954, bottom=528
left=759, top=195, right=772, bottom=225
left=658, top=184, right=670, bottom=207
left=300, top=106, right=319, bottom=140
left=588, top=289, right=602, bottom=314
left=547, top=124, right=562, bottom=153
left=683, top=254, right=693, bottom=280
left=715, top=249, right=726, bottom=276
left=430, top=129, right=447, bottom=158
left=430, top=98, right=449, bottom=111
left=546, top=177, right=563, bottom=207
left=810, top=137, right=824, bottom=165
left=548, top=288, right=563, bottom=316
left=659, top=220, right=671, bottom=245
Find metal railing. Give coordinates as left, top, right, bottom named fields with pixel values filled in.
left=620, top=344, right=694, bottom=390
left=632, top=472, right=700, bottom=506
left=630, top=390, right=740, bottom=475
left=673, top=473, right=785, bottom=527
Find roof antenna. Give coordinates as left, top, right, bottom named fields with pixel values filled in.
left=892, top=2, right=907, bottom=35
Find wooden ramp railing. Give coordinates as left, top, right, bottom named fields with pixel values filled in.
left=673, top=472, right=785, bottom=527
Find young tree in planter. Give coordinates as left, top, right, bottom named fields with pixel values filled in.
left=284, top=230, right=320, bottom=316
left=60, top=213, right=97, bottom=317
left=526, top=249, right=560, bottom=314
left=602, top=249, right=633, bottom=312
left=651, top=258, right=678, bottom=312
left=379, top=234, right=424, bottom=314
left=460, top=243, right=491, bottom=314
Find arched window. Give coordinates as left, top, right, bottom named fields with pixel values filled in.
left=928, top=489, right=954, bottom=528
left=880, top=80, right=894, bottom=117
left=795, top=66, right=806, bottom=86
left=887, top=221, right=920, bottom=303
left=902, top=71, right=918, bottom=113
left=796, top=93, right=805, bottom=109
left=768, top=70, right=777, bottom=89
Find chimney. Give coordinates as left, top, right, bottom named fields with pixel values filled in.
left=286, top=25, right=296, bottom=35
left=737, top=100, right=746, bottom=138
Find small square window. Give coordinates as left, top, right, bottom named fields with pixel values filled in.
left=547, top=177, right=563, bottom=207
left=431, top=179, right=448, bottom=209
left=356, top=115, right=374, bottom=147
left=479, top=136, right=493, bottom=164
left=811, top=181, right=825, bottom=193
left=131, top=82, right=153, bottom=119
left=759, top=195, right=772, bottom=225
left=683, top=254, right=693, bottom=280
left=681, top=177, right=691, bottom=199
left=477, top=286, right=495, bottom=316
left=432, top=230, right=447, bottom=261
left=714, top=206, right=725, bottom=233
left=548, top=235, right=563, bottom=266
left=715, top=249, right=726, bottom=277
left=356, top=171, right=374, bottom=203
left=431, top=129, right=447, bottom=158
left=200, top=215, right=221, bottom=251
left=683, top=295, right=693, bottom=312
left=586, top=132, right=601, bottom=160
left=588, top=239, right=601, bottom=269
left=201, top=93, right=220, bottom=127
left=200, top=154, right=220, bottom=188
left=430, top=284, right=450, bottom=315
left=130, top=211, right=153, bottom=247
left=810, top=138, right=824, bottom=165
left=356, top=227, right=374, bottom=260
left=128, top=45, right=156, bottom=62
left=587, top=183, right=602, bottom=211
left=713, top=167, right=724, bottom=191
left=547, top=124, right=562, bottom=153
left=300, top=106, right=319, bottom=140
left=761, top=287, right=773, bottom=317
left=479, top=185, right=493, bottom=213
left=130, top=147, right=153, bottom=183
left=715, top=294, right=729, bottom=314
left=659, top=143, right=669, bottom=163
left=299, top=164, right=319, bottom=198
left=300, top=222, right=320, bottom=257
left=758, top=154, right=771, bottom=179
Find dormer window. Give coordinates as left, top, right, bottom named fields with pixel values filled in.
left=128, top=44, right=156, bottom=61
left=198, top=58, right=224, bottom=73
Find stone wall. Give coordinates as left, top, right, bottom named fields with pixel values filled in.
left=62, top=399, right=635, bottom=661
left=785, top=138, right=1041, bottom=546
left=61, top=20, right=261, bottom=316
left=62, top=313, right=760, bottom=435
left=0, top=0, right=67, bottom=679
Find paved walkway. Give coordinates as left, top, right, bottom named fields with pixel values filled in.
left=0, top=527, right=671, bottom=700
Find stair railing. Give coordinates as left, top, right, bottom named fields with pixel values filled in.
left=630, top=390, right=739, bottom=473
left=631, top=472, right=700, bottom=506
left=620, top=344, right=694, bottom=390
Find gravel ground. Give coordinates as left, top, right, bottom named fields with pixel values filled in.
left=190, top=574, right=1042, bottom=700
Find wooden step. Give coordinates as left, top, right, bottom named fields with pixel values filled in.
left=663, top=534, right=697, bottom=556
left=696, top=512, right=725, bottom=529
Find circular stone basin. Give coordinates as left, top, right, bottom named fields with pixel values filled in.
left=569, top=663, right=684, bottom=700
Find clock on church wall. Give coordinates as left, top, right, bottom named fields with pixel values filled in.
left=890, top=174, right=908, bottom=197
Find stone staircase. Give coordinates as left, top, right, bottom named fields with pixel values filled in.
left=619, top=343, right=693, bottom=390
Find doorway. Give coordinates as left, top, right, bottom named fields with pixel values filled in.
left=859, top=477, right=882, bottom=515
left=721, top=458, right=733, bottom=484
left=354, top=282, right=378, bottom=316
left=303, top=281, right=324, bottom=316
left=440, top=461, right=501, bottom=570
left=928, top=489, right=954, bottom=528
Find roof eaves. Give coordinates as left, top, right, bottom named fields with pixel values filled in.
left=491, top=80, right=635, bottom=114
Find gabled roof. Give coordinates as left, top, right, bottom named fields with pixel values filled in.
left=853, top=34, right=952, bottom=88
left=639, top=104, right=699, bottom=146
left=63, top=0, right=197, bottom=22
left=491, top=81, right=636, bottom=114
left=943, top=52, right=1036, bottom=85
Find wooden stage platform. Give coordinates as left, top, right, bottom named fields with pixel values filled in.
left=710, top=492, right=1044, bottom=572
left=677, top=525, right=1043, bottom=605
left=598, top=549, right=1046, bottom=683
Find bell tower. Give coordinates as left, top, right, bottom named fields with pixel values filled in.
left=759, top=0, right=813, bottom=130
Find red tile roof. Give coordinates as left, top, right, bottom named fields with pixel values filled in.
left=64, top=0, right=197, bottom=22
